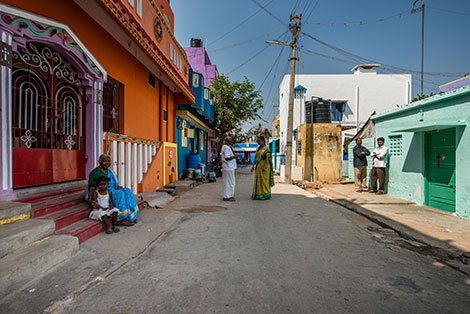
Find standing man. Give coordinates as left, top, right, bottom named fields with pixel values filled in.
left=221, top=136, right=237, bottom=201
left=369, top=137, right=388, bottom=195
left=353, top=137, right=370, bottom=193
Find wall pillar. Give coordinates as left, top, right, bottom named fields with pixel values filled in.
left=0, top=28, right=14, bottom=200
left=85, top=80, right=104, bottom=175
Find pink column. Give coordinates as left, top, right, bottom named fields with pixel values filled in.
left=0, top=28, right=14, bottom=200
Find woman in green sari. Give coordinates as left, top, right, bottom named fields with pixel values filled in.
left=251, top=136, right=275, bottom=200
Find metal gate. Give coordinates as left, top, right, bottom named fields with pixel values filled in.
left=12, top=42, right=85, bottom=188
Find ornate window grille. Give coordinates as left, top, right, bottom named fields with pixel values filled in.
left=103, top=77, right=122, bottom=133
left=12, top=42, right=84, bottom=150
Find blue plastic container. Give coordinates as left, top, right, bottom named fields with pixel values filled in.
left=188, top=154, right=202, bottom=170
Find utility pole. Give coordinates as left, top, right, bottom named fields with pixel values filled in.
left=421, top=0, right=425, bottom=96
left=413, top=0, right=425, bottom=95
left=267, top=14, right=301, bottom=184
left=285, top=14, right=301, bottom=184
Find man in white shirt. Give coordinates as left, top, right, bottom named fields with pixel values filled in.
left=369, top=137, right=388, bottom=195
left=220, top=136, right=237, bottom=201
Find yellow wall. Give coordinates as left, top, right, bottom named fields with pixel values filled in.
left=297, top=124, right=342, bottom=182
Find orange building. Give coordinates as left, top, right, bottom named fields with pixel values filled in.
left=0, top=0, right=194, bottom=199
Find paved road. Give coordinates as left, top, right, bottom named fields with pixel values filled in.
left=60, top=168, right=470, bottom=313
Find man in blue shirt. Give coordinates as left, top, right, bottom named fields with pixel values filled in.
left=353, top=137, right=370, bottom=192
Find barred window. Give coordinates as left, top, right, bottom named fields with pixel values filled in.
left=103, top=77, right=123, bottom=133
left=389, top=135, right=403, bottom=157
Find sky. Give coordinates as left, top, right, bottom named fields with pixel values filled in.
left=171, top=0, right=470, bottom=128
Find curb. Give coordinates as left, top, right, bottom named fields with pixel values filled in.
left=312, top=190, right=470, bottom=276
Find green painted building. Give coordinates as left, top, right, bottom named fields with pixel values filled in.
left=372, top=86, right=470, bottom=218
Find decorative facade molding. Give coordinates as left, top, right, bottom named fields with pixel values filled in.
left=97, top=0, right=194, bottom=103
left=0, top=4, right=107, bottom=82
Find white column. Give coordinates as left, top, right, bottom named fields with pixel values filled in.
left=97, top=82, right=103, bottom=156
left=138, top=144, right=143, bottom=183
left=118, top=141, right=125, bottom=186
left=152, top=145, right=156, bottom=156
left=132, top=143, right=138, bottom=194
left=147, top=143, right=152, bottom=165
left=126, top=142, right=131, bottom=188
left=0, top=30, right=14, bottom=199
left=112, top=140, right=118, bottom=174
left=355, top=86, right=360, bottom=132
left=143, top=144, right=148, bottom=173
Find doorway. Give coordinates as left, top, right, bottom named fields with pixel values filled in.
left=425, top=128, right=456, bottom=212
left=11, top=42, right=86, bottom=188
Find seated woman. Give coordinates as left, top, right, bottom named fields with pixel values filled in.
left=86, top=154, right=140, bottom=226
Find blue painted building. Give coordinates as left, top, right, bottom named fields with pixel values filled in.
left=176, top=69, right=215, bottom=178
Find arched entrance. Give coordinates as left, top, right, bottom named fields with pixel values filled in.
left=0, top=6, right=107, bottom=197
left=12, top=42, right=86, bottom=188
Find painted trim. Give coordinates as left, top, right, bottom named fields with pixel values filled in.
left=163, top=141, right=178, bottom=186
left=0, top=3, right=107, bottom=80
left=440, top=76, right=470, bottom=88
left=373, top=86, right=470, bottom=121
left=176, top=110, right=213, bottom=133
left=164, top=142, right=177, bottom=148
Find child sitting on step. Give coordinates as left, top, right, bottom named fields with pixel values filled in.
left=90, top=176, right=120, bottom=234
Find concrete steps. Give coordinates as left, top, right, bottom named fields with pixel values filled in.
left=30, top=191, right=85, bottom=218
left=163, top=180, right=198, bottom=195
left=14, top=180, right=87, bottom=200
left=0, top=235, right=78, bottom=294
left=0, top=219, right=55, bottom=258
left=56, top=219, right=104, bottom=244
left=0, top=201, right=31, bottom=225
left=0, top=183, right=145, bottom=296
left=40, top=203, right=90, bottom=230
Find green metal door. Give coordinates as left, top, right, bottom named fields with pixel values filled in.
left=425, top=128, right=456, bottom=212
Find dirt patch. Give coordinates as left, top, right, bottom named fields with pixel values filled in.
left=172, top=206, right=228, bottom=213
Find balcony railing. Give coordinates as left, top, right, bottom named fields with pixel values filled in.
left=103, top=132, right=162, bottom=194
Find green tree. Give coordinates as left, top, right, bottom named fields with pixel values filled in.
left=210, top=74, right=264, bottom=146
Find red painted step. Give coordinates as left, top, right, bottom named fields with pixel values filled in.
left=31, top=192, right=86, bottom=218
left=39, top=203, right=91, bottom=230
left=17, top=187, right=85, bottom=204
left=56, top=219, right=104, bottom=244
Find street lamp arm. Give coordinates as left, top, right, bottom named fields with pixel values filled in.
left=266, top=40, right=292, bottom=47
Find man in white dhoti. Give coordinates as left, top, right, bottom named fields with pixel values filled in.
left=220, top=136, right=237, bottom=201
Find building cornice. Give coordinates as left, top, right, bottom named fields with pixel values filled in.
left=97, top=0, right=194, bottom=102
left=148, top=0, right=187, bottom=59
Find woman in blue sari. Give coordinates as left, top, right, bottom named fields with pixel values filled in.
left=86, top=154, right=139, bottom=225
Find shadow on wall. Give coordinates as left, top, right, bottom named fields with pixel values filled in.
left=402, top=133, right=424, bottom=174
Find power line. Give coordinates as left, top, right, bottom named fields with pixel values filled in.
left=208, top=29, right=284, bottom=53
left=259, top=46, right=286, bottom=89
left=429, top=6, right=470, bottom=17
left=301, top=31, right=466, bottom=78
left=227, top=31, right=288, bottom=74
left=305, top=9, right=416, bottom=27
left=227, top=45, right=271, bottom=74
left=305, top=0, right=320, bottom=22
left=249, top=0, right=288, bottom=26
left=209, top=0, right=276, bottom=46
left=300, top=47, right=442, bottom=90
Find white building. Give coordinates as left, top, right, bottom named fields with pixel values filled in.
left=279, top=64, right=411, bottom=161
